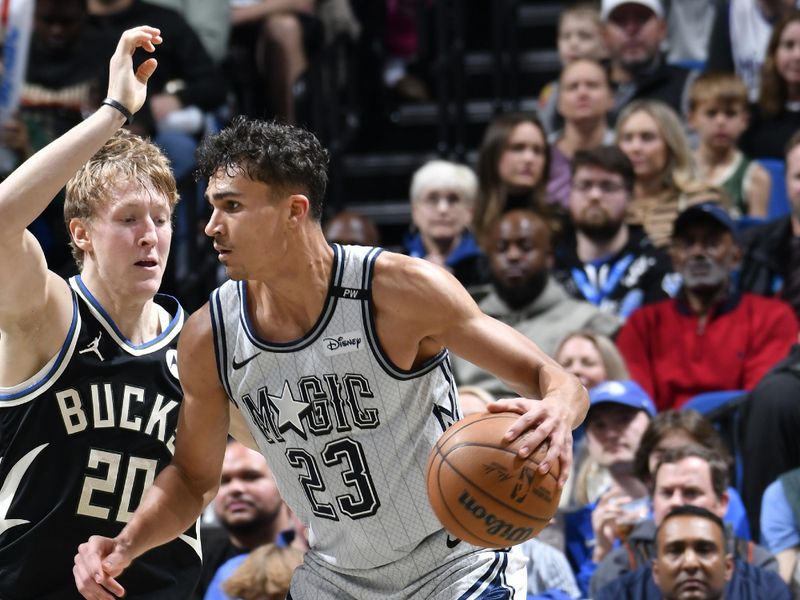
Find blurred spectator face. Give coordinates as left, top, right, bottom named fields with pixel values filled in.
left=670, top=222, right=739, bottom=292
left=497, top=122, right=547, bottom=193
left=558, top=13, right=607, bottom=64
left=688, top=101, right=749, bottom=152
left=323, top=212, right=380, bottom=246
left=215, top=442, right=284, bottom=534
left=586, top=404, right=650, bottom=468
left=653, top=514, right=732, bottom=600
left=558, top=60, right=614, bottom=123
left=618, top=110, right=668, bottom=183
left=411, top=187, right=473, bottom=244
left=557, top=335, right=608, bottom=388
left=648, top=429, right=697, bottom=475
left=569, top=164, right=629, bottom=239
left=776, top=21, right=800, bottom=88
left=786, top=144, right=800, bottom=219
left=653, top=457, right=728, bottom=524
left=34, top=0, right=87, bottom=53
left=604, top=3, right=666, bottom=72
left=488, top=210, right=552, bottom=308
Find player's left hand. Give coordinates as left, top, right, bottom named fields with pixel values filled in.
left=73, top=535, right=130, bottom=599
left=488, top=374, right=587, bottom=488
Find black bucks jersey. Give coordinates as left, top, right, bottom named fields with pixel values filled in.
left=0, top=276, right=201, bottom=600
left=209, top=244, right=462, bottom=570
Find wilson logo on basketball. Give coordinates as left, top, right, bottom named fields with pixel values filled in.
left=457, top=490, right=534, bottom=543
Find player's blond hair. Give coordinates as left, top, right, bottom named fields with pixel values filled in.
left=64, top=129, right=178, bottom=270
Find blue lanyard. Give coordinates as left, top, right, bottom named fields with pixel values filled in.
left=570, top=253, right=635, bottom=305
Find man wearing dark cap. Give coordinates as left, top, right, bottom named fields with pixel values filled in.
left=616, top=202, right=798, bottom=411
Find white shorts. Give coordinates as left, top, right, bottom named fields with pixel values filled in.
left=287, top=529, right=528, bottom=600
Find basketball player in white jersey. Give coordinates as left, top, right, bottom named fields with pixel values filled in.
left=74, top=117, right=589, bottom=599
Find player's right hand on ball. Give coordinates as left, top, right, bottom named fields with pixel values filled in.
left=74, top=535, right=130, bottom=599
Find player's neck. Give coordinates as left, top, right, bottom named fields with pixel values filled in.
left=79, top=271, right=162, bottom=344
left=247, top=232, right=334, bottom=341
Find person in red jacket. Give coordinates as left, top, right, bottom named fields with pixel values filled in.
left=616, top=202, right=798, bottom=411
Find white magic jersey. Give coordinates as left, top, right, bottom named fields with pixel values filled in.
left=209, top=244, right=462, bottom=570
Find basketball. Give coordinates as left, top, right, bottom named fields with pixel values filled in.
left=426, top=411, right=561, bottom=548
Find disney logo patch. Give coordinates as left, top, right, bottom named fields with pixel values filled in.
left=322, top=331, right=363, bottom=356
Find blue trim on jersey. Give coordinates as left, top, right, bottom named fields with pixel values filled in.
left=73, top=275, right=182, bottom=350
left=0, top=292, right=79, bottom=402
left=459, top=550, right=513, bottom=600
left=237, top=244, right=344, bottom=352
left=209, top=289, right=234, bottom=401
left=360, top=248, right=449, bottom=380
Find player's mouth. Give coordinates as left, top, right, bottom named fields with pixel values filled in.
left=135, top=259, right=158, bottom=269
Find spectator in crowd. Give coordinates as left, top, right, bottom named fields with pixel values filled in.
left=545, top=59, right=616, bottom=208
left=219, top=543, right=305, bottom=600
left=592, top=446, right=783, bottom=599
left=197, top=440, right=296, bottom=600
left=555, top=331, right=629, bottom=512
left=632, top=410, right=751, bottom=540
left=739, top=343, right=800, bottom=541
left=616, top=99, right=699, bottom=248
left=688, top=72, right=770, bottom=218
left=706, top=0, right=800, bottom=101
left=760, top=466, right=800, bottom=592
left=740, top=11, right=800, bottom=159
left=665, top=0, right=717, bottom=66
left=563, top=379, right=655, bottom=596
left=519, top=538, right=582, bottom=599
left=228, top=0, right=323, bottom=122
left=146, top=0, right=230, bottom=62
left=404, top=159, right=489, bottom=289
left=538, top=1, right=608, bottom=135
left=452, top=209, right=619, bottom=397
left=600, top=0, right=698, bottom=123
left=617, top=202, right=798, bottom=410
left=739, top=130, right=800, bottom=320
left=322, top=210, right=381, bottom=246
left=474, top=113, right=556, bottom=245
left=553, top=145, right=673, bottom=318
left=556, top=330, right=629, bottom=390
left=651, top=505, right=733, bottom=600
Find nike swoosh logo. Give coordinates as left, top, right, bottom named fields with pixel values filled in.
left=0, top=443, right=48, bottom=536
left=232, top=352, right=261, bottom=370
left=446, top=535, right=461, bottom=548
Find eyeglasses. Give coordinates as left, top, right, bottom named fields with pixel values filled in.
left=572, top=179, right=627, bottom=194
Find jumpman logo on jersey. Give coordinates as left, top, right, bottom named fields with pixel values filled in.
left=0, top=444, right=48, bottom=536
left=79, top=333, right=104, bottom=361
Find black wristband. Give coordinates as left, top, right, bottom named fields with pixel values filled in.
left=101, top=97, right=133, bottom=125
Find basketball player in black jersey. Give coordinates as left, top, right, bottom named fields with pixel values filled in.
left=0, top=27, right=201, bottom=599
left=74, top=117, right=590, bottom=598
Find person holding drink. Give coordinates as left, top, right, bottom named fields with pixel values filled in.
left=563, top=379, right=656, bottom=596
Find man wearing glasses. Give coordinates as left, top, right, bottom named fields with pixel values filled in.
left=553, top=145, right=674, bottom=319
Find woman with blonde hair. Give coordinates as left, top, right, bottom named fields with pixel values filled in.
left=616, top=99, right=700, bottom=247
left=555, top=330, right=630, bottom=508
left=221, top=544, right=305, bottom=600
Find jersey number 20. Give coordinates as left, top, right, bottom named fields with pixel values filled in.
left=77, top=449, right=157, bottom=522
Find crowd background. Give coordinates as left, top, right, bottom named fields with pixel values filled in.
left=3, top=0, right=800, bottom=598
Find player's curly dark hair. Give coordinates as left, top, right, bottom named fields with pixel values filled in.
left=195, top=116, right=329, bottom=221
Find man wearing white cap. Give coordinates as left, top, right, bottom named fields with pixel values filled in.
left=601, top=0, right=698, bottom=122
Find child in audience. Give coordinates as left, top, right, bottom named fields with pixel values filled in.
left=688, top=72, right=770, bottom=218
left=538, top=1, right=608, bottom=135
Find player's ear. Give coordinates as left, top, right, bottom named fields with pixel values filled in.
left=288, top=194, right=310, bottom=226
left=69, top=218, right=92, bottom=253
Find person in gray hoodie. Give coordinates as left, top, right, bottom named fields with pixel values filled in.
left=453, top=208, right=619, bottom=397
